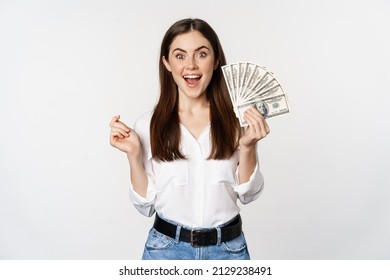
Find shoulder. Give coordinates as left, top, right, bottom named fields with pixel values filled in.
left=133, top=110, right=154, bottom=141
left=134, top=110, right=153, bottom=129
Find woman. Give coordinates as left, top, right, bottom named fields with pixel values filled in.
left=109, top=18, right=270, bottom=260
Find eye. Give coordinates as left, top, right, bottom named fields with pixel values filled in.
left=175, top=53, right=185, bottom=59
left=197, top=52, right=207, bottom=58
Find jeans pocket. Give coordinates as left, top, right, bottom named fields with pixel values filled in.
left=144, top=228, right=174, bottom=250
left=221, top=232, right=248, bottom=254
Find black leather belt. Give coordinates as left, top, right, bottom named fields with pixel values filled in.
left=153, top=214, right=242, bottom=247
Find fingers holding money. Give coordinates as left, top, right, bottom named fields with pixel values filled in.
left=241, top=107, right=270, bottom=147
left=250, top=107, right=270, bottom=136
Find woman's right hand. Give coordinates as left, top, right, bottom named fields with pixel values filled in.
left=109, top=115, right=142, bottom=158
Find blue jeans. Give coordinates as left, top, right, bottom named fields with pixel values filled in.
left=141, top=217, right=250, bottom=260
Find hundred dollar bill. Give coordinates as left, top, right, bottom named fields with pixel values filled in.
left=239, top=62, right=257, bottom=101
left=231, top=63, right=239, bottom=102
left=241, top=63, right=254, bottom=87
left=243, top=83, right=287, bottom=105
left=238, top=62, right=248, bottom=100
left=222, top=65, right=235, bottom=101
left=247, top=72, right=274, bottom=97
left=240, top=64, right=268, bottom=101
left=222, top=64, right=238, bottom=116
left=237, top=62, right=244, bottom=99
left=237, top=94, right=290, bottom=127
left=242, top=73, right=279, bottom=102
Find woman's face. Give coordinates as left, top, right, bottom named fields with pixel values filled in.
left=163, top=30, right=217, bottom=101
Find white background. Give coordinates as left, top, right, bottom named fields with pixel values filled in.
left=1, top=0, right=389, bottom=259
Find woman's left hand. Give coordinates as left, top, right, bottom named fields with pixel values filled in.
left=239, top=107, right=270, bottom=149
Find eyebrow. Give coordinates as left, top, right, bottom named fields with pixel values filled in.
left=171, top=46, right=210, bottom=53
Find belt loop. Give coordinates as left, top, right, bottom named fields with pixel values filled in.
left=175, top=224, right=182, bottom=243
left=216, top=226, right=222, bottom=245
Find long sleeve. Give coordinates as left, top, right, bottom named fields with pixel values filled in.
left=128, top=112, right=157, bottom=217
left=233, top=148, right=265, bottom=204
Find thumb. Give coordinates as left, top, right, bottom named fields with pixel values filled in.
left=110, top=115, right=121, bottom=126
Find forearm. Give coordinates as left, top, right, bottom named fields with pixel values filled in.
left=238, top=145, right=257, bottom=184
left=128, top=154, right=148, bottom=198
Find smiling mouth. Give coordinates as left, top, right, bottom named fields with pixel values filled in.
left=183, top=75, right=202, bottom=87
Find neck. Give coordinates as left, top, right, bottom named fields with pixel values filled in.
left=178, top=93, right=209, bottom=114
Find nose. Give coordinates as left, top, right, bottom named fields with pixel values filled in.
left=186, top=56, right=198, bottom=70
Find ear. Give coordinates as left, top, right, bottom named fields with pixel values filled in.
left=214, top=59, right=219, bottom=70
left=162, top=56, right=172, bottom=72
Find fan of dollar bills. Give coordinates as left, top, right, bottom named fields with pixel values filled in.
left=222, top=62, right=290, bottom=127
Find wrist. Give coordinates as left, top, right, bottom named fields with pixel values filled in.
left=127, top=150, right=142, bottom=163
left=239, top=143, right=256, bottom=154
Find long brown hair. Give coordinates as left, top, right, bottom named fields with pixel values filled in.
left=150, top=18, right=240, bottom=161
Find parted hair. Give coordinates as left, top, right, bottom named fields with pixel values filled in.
left=150, top=18, right=240, bottom=161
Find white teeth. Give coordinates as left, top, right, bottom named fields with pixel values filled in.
left=183, top=75, right=200, bottom=79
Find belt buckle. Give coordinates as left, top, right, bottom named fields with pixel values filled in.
left=190, top=230, right=198, bottom=247
left=190, top=229, right=210, bottom=247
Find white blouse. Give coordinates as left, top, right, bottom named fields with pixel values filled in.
left=129, top=111, right=265, bottom=228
